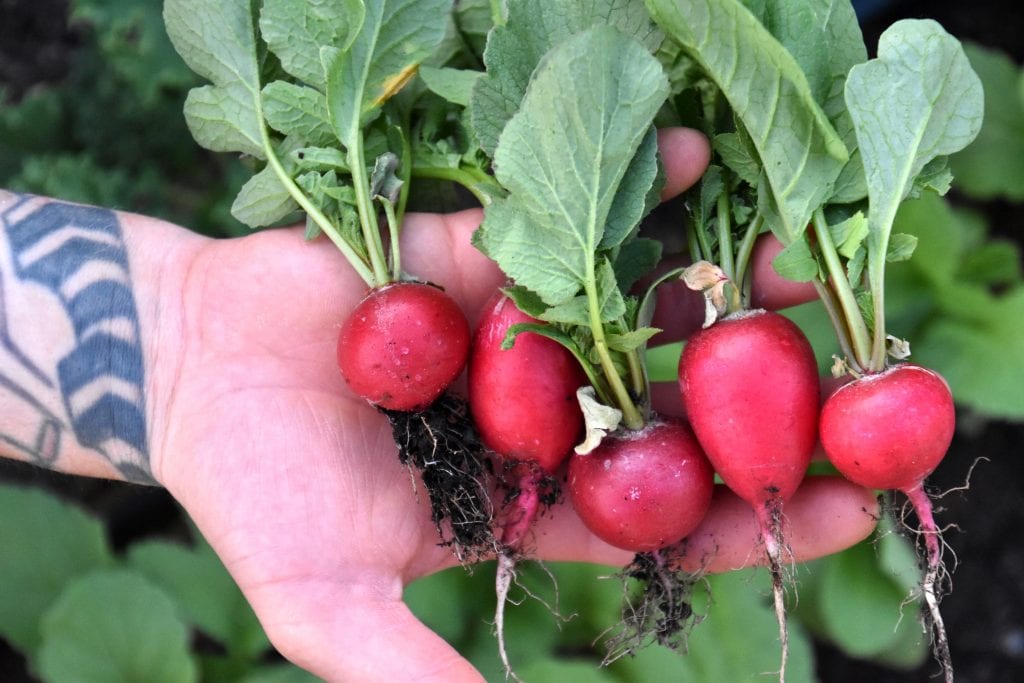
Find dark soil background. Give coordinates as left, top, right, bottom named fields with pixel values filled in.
left=1, top=1, right=1022, bottom=682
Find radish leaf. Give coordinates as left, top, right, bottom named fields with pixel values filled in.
left=474, top=26, right=667, bottom=307
left=259, top=0, right=365, bottom=90
left=469, top=0, right=661, bottom=155
left=647, top=0, right=849, bottom=246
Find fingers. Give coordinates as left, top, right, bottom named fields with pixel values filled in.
left=529, top=476, right=878, bottom=572
left=657, top=128, right=712, bottom=200
left=252, top=576, right=485, bottom=683
left=646, top=235, right=821, bottom=344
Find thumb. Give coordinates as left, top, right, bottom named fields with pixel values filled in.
left=254, top=578, right=484, bottom=682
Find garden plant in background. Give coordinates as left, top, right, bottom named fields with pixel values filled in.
left=2, top=0, right=1023, bottom=682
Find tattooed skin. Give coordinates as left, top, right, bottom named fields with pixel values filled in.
left=0, top=194, right=153, bottom=483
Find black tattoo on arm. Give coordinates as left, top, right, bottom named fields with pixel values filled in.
left=0, top=194, right=153, bottom=484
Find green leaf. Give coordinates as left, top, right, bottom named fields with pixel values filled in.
left=714, top=132, right=760, bottom=187
left=240, top=665, right=323, bottom=683
left=746, top=0, right=868, bottom=203
left=232, top=164, right=298, bottom=227
left=127, top=540, right=268, bottom=657
left=325, top=0, right=451, bottom=149
left=469, top=0, right=662, bottom=155
left=818, top=540, right=919, bottom=659
left=37, top=570, right=198, bottom=683
left=845, top=19, right=984, bottom=289
left=828, top=210, right=869, bottom=259
left=165, top=0, right=265, bottom=158
left=419, top=66, right=482, bottom=106
left=647, top=0, right=849, bottom=245
left=606, top=327, right=661, bottom=353
left=0, top=485, right=113, bottom=655
left=614, top=237, right=663, bottom=295
left=772, top=237, right=819, bottom=283
left=949, top=43, right=1024, bottom=201
left=912, top=288, right=1024, bottom=419
left=261, top=82, right=335, bottom=145
left=259, top=0, right=365, bottom=90
left=474, top=26, right=668, bottom=306
left=885, top=233, right=917, bottom=262
left=612, top=570, right=815, bottom=682
left=290, top=146, right=351, bottom=172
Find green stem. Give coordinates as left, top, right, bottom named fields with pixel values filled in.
left=585, top=275, right=644, bottom=430
left=348, top=130, right=391, bottom=285
left=411, top=164, right=502, bottom=206
left=868, top=251, right=888, bottom=372
left=716, top=191, right=734, bottom=281
left=489, top=0, right=506, bottom=26
left=812, top=280, right=861, bottom=374
left=381, top=198, right=401, bottom=281
left=396, top=120, right=413, bottom=227
left=812, top=208, right=872, bottom=369
left=259, top=127, right=375, bottom=287
left=733, top=213, right=762, bottom=303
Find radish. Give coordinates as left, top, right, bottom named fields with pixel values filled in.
left=469, top=292, right=586, bottom=475
left=568, top=419, right=715, bottom=659
left=337, top=282, right=470, bottom=411
left=678, top=309, right=819, bottom=679
left=567, top=420, right=714, bottom=553
left=468, top=291, right=586, bottom=680
left=820, top=363, right=956, bottom=681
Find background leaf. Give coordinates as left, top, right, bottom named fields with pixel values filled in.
left=37, top=570, right=198, bottom=683
left=949, top=43, right=1024, bottom=201
left=0, top=485, right=113, bottom=654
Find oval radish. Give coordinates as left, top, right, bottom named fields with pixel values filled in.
left=469, top=292, right=586, bottom=475
left=678, top=310, right=819, bottom=507
left=678, top=309, right=820, bottom=679
left=337, top=282, right=470, bottom=411
left=568, top=419, right=714, bottom=552
left=467, top=291, right=586, bottom=680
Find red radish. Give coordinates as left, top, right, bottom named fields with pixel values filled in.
left=467, top=291, right=586, bottom=681
left=469, top=292, right=587, bottom=475
left=337, top=282, right=470, bottom=411
left=678, top=309, right=820, bottom=680
left=567, top=420, right=714, bottom=553
left=820, top=364, right=956, bottom=682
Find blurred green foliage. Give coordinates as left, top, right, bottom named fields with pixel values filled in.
left=1, top=2, right=1021, bottom=682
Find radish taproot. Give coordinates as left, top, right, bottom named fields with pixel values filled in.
left=820, top=363, right=956, bottom=681
left=678, top=309, right=819, bottom=679
left=468, top=291, right=586, bottom=679
left=337, top=282, right=470, bottom=411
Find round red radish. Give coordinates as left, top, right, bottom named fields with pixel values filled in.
left=820, top=364, right=955, bottom=492
left=337, top=282, right=470, bottom=411
left=678, top=309, right=820, bottom=506
left=468, top=293, right=586, bottom=473
left=568, top=420, right=714, bottom=552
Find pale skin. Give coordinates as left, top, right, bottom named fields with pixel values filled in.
left=0, top=128, right=877, bottom=682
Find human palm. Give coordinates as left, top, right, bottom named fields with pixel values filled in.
left=149, top=130, right=878, bottom=681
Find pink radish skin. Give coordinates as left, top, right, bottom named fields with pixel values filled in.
left=820, top=364, right=956, bottom=682
left=820, top=365, right=954, bottom=492
left=678, top=310, right=820, bottom=506
left=467, top=292, right=586, bottom=682
left=337, top=282, right=470, bottom=411
left=468, top=293, right=586, bottom=474
left=678, top=309, right=820, bottom=681
left=568, top=420, right=715, bottom=553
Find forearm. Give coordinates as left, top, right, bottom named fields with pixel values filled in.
left=0, top=191, right=205, bottom=484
